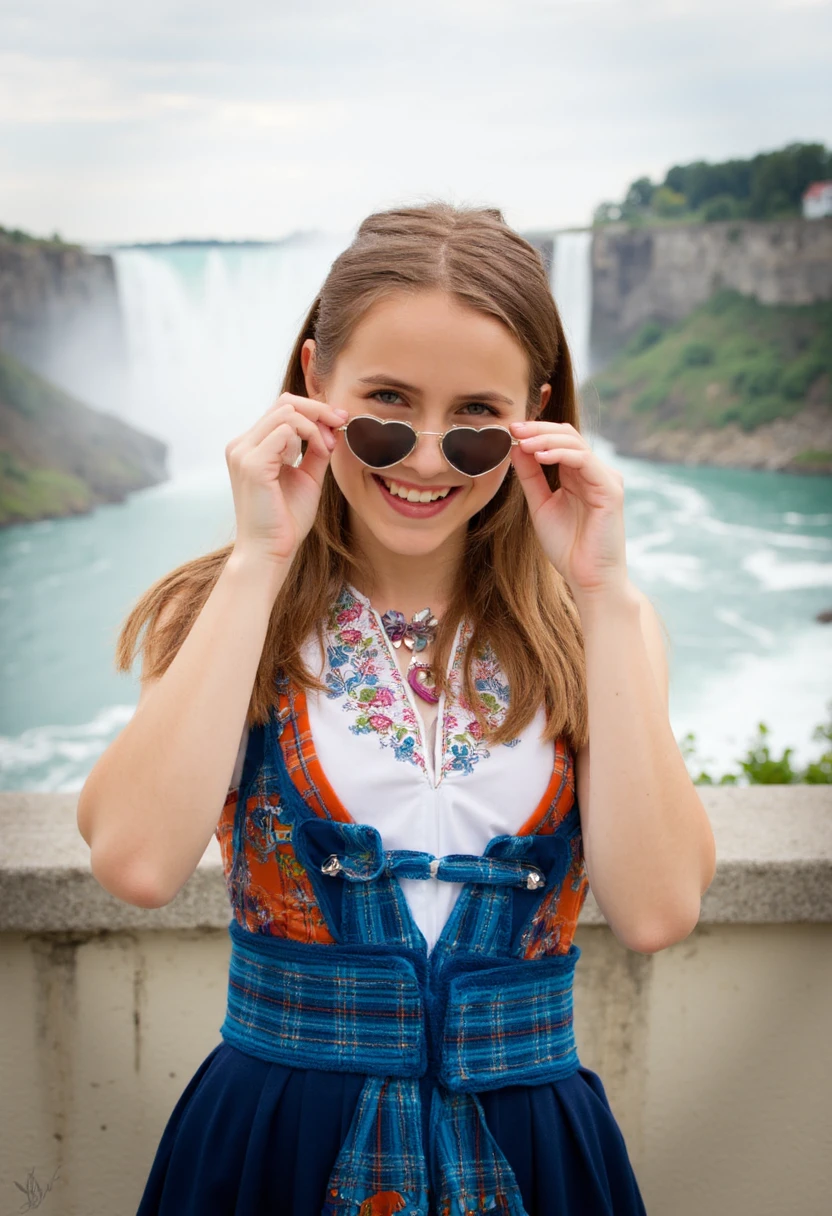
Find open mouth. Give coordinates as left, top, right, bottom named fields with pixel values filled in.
left=371, top=473, right=463, bottom=514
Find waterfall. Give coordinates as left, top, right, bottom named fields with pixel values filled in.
left=550, top=230, right=593, bottom=387
left=112, top=234, right=351, bottom=476
left=111, top=227, right=594, bottom=475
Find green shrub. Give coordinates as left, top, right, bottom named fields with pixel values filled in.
left=653, top=185, right=688, bottom=217
left=679, top=341, right=715, bottom=368
left=626, top=321, right=665, bottom=355
left=792, top=448, right=832, bottom=464
left=781, top=353, right=826, bottom=400
left=679, top=703, right=832, bottom=785
left=595, top=380, right=621, bottom=401
left=704, top=288, right=745, bottom=316
left=632, top=383, right=668, bottom=414
left=732, top=361, right=781, bottom=398
left=736, top=394, right=792, bottom=430
left=703, top=194, right=738, bottom=221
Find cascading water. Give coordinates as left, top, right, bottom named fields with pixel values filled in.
left=113, top=233, right=352, bottom=476
left=550, top=229, right=593, bottom=387
left=112, top=228, right=594, bottom=476
left=3, top=226, right=830, bottom=794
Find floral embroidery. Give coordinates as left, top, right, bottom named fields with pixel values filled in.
left=321, top=586, right=524, bottom=781
left=324, top=588, right=428, bottom=774
left=440, top=621, right=521, bottom=778
left=214, top=668, right=588, bottom=954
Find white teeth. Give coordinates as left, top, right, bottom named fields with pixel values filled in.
left=380, top=478, right=452, bottom=503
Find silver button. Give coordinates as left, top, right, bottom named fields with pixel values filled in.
left=526, top=868, right=545, bottom=889
left=321, top=855, right=343, bottom=876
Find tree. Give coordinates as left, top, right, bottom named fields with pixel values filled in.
left=625, top=177, right=655, bottom=211
left=653, top=186, right=687, bottom=218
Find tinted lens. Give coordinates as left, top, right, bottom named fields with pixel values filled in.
left=345, top=417, right=417, bottom=468
left=441, top=426, right=513, bottom=476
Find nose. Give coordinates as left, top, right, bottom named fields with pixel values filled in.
left=398, top=430, right=453, bottom=482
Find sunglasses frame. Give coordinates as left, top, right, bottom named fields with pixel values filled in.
left=333, top=414, right=521, bottom=479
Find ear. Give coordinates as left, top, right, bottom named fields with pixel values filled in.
left=534, top=382, right=551, bottom=418
left=301, top=339, right=326, bottom=400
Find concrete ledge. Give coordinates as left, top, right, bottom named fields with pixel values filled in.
left=2, top=786, right=830, bottom=933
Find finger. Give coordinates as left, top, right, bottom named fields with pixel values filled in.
left=275, top=393, right=347, bottom=429
left=517, top=432, right=585, bottom=455
left=234, top=396, right=346, bottom=454
left=260, top=412, right=332, bottom=463
left=292, top=435, right=333, bottom=490
left=511, top=420, right=581, bottom=437
left=510, top=446, right=555, bottom=516
left=238, top=405, right=334, bottom=462
left=531, top=447, right=612, bottom=489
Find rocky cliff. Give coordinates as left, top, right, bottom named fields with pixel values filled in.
left=0, top=348, right=167, bottom=528
left=0, top=235, right=128, bottom=406
left=590, top=216, right=832, bottom=364
left=0, top=233, right=169, bottom=526
left=589, top=291, right=832, bottom=475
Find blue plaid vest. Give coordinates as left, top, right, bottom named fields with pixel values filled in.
left=219, top=688, right=584, bottom=1216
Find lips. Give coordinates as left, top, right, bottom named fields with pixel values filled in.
left=372, top=473, right=462, bottom=517
left=378, top=474, right=455, bottom=502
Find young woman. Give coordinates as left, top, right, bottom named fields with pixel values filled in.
left=78, top=201, right=716, bottom=1216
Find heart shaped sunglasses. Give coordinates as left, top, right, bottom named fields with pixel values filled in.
left=334, top=414, right=521, bottom=478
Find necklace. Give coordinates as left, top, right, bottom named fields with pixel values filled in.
left=380, top=607, right=440, bottom=704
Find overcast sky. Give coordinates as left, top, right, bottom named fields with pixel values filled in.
left=1, top=0, right=830, bottom=246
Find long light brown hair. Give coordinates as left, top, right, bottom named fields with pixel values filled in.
left=116, top=202, right=588, bottom=751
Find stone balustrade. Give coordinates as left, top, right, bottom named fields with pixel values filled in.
left=1, top=786, right=830, bottom=1215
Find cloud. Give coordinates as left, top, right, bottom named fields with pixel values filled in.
left=0, top=0, right=829, bottom=242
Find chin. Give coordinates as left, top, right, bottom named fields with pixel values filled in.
left=367, top=519, right=465, bottom=558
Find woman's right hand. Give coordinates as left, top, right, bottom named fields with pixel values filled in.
left=225, top=393, right=348, bottom=572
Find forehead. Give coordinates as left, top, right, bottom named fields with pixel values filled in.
left=335, top=290, right=530, bottom=395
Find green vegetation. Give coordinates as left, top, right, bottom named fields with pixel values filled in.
left=594, top=142, right=832, bottom=227
left=679, top=702, right=832, bottom=785
left=592, top=290, right=832, bottom=432
left=0, top=223, right=79, bottom=250
left=793, top=449, right=832, bottom=465
left=0, top=349, right=164, bottom=527
left=0, top=449, right=93, bottom=522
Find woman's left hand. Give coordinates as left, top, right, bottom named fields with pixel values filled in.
left=509, top=420, right=628, bottom=601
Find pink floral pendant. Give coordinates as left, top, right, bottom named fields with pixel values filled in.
left=407, top=661, right=440, bottom=704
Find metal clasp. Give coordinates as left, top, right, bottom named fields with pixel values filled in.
left=526, top=868, right=545, bottom=890
left=321, top=855, right=343, bottom=876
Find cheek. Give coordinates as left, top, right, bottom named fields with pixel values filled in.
left=329, top=443, right=362, bottom=490
left=467, top=465, right=510, bottom=507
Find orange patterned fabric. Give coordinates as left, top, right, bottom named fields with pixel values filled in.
left=215, top=679, right=589, bottom=957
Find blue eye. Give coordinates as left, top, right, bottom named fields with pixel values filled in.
left=369, top=390, right=497, bottom=417
left=462, top=401, right=498, bottom=417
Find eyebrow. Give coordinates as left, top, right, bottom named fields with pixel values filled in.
left=356, top=375, right=515, bottom=407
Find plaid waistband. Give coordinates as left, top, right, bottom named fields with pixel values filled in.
left=219, top=917, right=580, bottom=1091
left=220, top=918, right=428, bottom=1076
left=219, top=921, right=581, bottom=1215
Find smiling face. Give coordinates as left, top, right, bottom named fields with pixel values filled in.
left=302, top=289, right=550, bottom=568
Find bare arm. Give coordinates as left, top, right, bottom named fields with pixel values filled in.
left=76, top=389, right=345, bottom=908
left=574, top=583, right=716, bottom=953
left=77, top=552, right=287, bottom=907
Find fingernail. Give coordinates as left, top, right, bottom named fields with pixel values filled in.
left=334, top=408, right=349, bottom=418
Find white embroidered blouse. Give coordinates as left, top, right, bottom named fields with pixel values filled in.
left=228, top=583, right=556, bottom=951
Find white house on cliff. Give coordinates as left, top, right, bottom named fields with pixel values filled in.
left=802, top=181, right=832, bottom=218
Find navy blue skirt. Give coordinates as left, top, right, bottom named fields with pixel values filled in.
left=136, top=1041, right=647, bottom=1215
